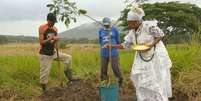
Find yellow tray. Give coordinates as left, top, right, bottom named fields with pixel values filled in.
left=132, top=45, right=150, bottom=51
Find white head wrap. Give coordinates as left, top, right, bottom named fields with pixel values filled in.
left=127, top=5, right=145, bottom=21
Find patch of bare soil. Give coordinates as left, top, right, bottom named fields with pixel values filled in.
left=39, top=79, right=136, bottom=101
left=0, top=90, right=25, bottom=101
left=39, top=79, right=191, bottom=101
left=0, top=79, right=197, bottom=101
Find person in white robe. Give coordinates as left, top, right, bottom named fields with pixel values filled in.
left=103, top=5, right=172, bottom=101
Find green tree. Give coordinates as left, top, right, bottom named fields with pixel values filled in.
left=47, top=0, right=86, bottom=27
left=0, top=35, right=8, bottom=44
left=119, top=2, right=201, bottom=43
left=143, top=2, right=201, bottom=34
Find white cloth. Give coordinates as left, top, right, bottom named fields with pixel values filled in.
left=127, top=5, right=145, bottom=21
left=122, top=21, right=172, bottom=101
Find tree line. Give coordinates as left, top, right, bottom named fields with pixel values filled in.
left=119, top=2, right=201, bottom=44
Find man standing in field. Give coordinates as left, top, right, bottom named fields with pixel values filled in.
left=38, top=13, right=79, bottom=93
left=98, top=17, right=123, bottom=87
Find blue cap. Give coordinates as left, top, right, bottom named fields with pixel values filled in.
left=102, top=17, right=111, bottom=25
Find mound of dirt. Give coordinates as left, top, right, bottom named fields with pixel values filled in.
left=39, top=79, right=136, bottom=101
left=40, top=80, right=99, bottom=101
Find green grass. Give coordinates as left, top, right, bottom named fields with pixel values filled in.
left=168, top=44, right=201, bottom=76
left=0, top=44, right=201, bottom=100
left=0, top=55, right=40, bottom=98
left=167, top=44, right=201, bottom=99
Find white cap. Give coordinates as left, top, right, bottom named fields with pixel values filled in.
left=127, top=5, right=145, bottom=21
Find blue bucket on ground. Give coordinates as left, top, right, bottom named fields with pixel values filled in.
left=99, top=84, right=119, bottom=101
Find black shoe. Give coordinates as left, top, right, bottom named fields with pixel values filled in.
left=64, top=68, right=80, bottom=82
left=41, top=84, right=48, bottom=93
left=118, top=78, right=123, bottom=87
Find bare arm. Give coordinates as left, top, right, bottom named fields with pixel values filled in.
left=39, top=27, right=51, bottom=45
left=111, top=44, right=124, bottom=49
left=39, top=26, right=57, bottom=45
left=103, top=37, right=162, bottom=50
left=102, top=44, right=125, bottom=49
left=147, top=37, right=162, bottom=48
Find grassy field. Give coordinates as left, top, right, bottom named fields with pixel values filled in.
left=0, top=43, right=201, bottom=100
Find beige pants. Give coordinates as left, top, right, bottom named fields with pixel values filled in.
left=39, top=52, right=72, bottom=84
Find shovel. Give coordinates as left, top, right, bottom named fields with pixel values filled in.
left=99, top=30, right=120, bottom=101
left=55, top=42, right=64, bottom=87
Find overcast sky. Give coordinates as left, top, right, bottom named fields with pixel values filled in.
left=0, top=0, right=200, bottom=37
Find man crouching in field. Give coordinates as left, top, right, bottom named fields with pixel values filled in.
left=38, top=13, right=79, bottom=93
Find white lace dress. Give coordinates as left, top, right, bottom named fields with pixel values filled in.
left=122, top=21, right=172, bottom=101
